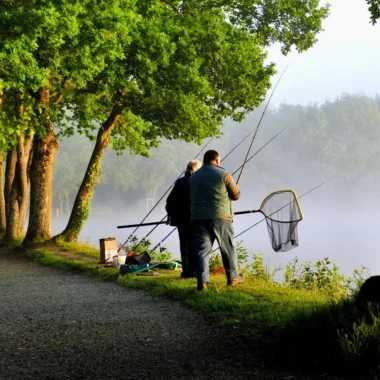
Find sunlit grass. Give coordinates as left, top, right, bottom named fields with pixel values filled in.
left=0, top=235, right=24, bottom=247
left=19, top=244, right=380, bottom=377
left=54, top=237, right=99, bottom=258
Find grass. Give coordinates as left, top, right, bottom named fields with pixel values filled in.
left=53, top=237, right=99, bottom=258
left=12, top=241, right=380, bottom=378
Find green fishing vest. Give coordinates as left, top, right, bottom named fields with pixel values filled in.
left=189, top=164, right=233, bottom=220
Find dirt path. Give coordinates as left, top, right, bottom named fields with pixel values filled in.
left=0, top=248, right=343, bottom=380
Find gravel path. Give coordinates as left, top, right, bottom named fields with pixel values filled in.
left=0, top=249, right=342, bottom=380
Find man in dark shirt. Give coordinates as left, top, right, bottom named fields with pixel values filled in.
left=166, top=160, right=202, bottom=278
left=189, top=150, right=245, bottom=290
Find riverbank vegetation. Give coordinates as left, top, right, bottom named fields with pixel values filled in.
left=10, top=238, right=378, bottom=379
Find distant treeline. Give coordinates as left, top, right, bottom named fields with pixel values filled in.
left=54, top=93, right=380, bottom=214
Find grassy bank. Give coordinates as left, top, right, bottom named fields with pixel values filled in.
left=12, top=240, right=380, bottom=379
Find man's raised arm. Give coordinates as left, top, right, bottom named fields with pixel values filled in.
left=223, top=172, right=240, bottom=201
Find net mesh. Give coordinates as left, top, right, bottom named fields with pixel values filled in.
left=260, top=190, right=303, bottom=252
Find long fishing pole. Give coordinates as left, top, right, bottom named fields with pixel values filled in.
left=236, top=66, right=288, bottom=186
left=153, top=181, right=324, bottom=258
left=231, top=124, right=288, bottom=177
left=119, top=209, right=262, bottom=229
left=127, top=68, right=289, bottom=254
left=118, top=137, right=214, bottom=252
left=211, top=182, right=325, bottom=258
left=117, top=125, right=289, bottom=230
left=207, top=67, right=289, bottom=260
left=126, top=125, right=280, bottom=252
left=147, top=205, right=264, bottom=256
left=138, top=123, right=290, bottom=253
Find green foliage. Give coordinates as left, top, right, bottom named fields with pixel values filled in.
left=120, top=234, right=173, bottom=262
left=346, top=266, right=371, bottom=299
left=235, top=240, right=249, bottom=268
left=337, top=305, right=380, bottom=377
left=180, top=0, right=330, bottom=55
left=248, top=251, right=282, bottom=282
left=0, top=0, right=331, bottom=241
left=283, top=257, right=369, bottom=301
left=53, top=93, right=380, bottom=211
left=0, top=0, right=330, bottom=150
left=366, top=0, right=380, bottom=24
left=209, top=254, right=224, bottom=274
left=0, top=0, right=140, bottom=143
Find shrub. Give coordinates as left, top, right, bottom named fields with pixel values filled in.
left=120, top=234, right=173, bottom=262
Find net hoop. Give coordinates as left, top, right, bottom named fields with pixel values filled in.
left=259, top=189, right=304, bottom=223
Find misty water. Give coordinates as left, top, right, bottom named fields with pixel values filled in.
left=50, top=181, right=380, bottom=280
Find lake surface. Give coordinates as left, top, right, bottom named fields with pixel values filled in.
left=50, top=193, right=380, bottom=280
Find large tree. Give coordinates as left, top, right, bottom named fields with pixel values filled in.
left=56, top=0, right=330, bottom=242
left=0, top=0, right=330, bottom=243
left=0, top=0, right=137, bottom=242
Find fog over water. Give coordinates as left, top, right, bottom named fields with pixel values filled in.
left=51, top=150, right=380, bottom=279
left=49, top=0, right=380, bottom=279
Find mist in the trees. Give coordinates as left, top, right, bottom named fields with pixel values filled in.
left=46, top=93, right=380, bottom=277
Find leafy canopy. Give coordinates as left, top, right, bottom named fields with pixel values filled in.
left=0, top=0, right=330, bottom=153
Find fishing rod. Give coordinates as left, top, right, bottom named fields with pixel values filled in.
left=125, top=66, right=289, bottom=254
left=123, top=126, right=271, bottom=252
left=117, top=136, right=215, bottom=253
left=125, top=122, right=290, bottom=254
left=117, top=124, right=289, bottom=230
left=208, top=67, right=288, bottom=260
left=231, top=124, right=288, bottom=176
left=236, top=66, right=288, bottom=186
left=149, top=180, right=323, bottom=259
left=118, top=209, right=272, bottom=229
left=117, top=120, right=262, bottom=250
left=152, top=183, right=324, bottom=262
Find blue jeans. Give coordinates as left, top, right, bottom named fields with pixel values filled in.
left=193, top=219, right=239, bottom=284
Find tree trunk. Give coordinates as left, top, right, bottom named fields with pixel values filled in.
left=4, top=148, right=17, bottom=219
left=56, top=112, right=122, bottom=242
left=0, top=148, right=6, bottom=234
left=23, top=131, right=58, bottom=243
left=6, top=135, right=34, bottom=240
left=19, top=141, right=34, bottom=236
left=23, top=84, right=59, bottom=244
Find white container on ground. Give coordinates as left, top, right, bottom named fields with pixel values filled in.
left=113, top=255, right=127, bottom=269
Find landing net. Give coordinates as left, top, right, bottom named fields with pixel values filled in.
left=260, top=190, right=303, bottom=252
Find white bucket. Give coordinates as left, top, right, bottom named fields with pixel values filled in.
left=113, top=256, right=121, bottom=269
left=113, top=255, right=126, bottom=269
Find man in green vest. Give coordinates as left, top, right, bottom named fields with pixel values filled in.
left=189, top=149, right=245, bottom=291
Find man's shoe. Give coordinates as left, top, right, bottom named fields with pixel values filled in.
left=197, top=281, right=208, bottom=291
left=228, top=274, right=245, bottom=287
